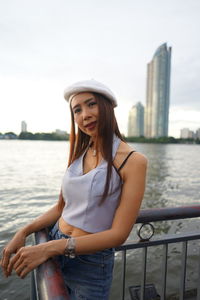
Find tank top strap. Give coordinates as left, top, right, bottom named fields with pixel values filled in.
left=118, top=151, right=136, bottom=172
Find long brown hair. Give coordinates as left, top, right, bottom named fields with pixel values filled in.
left=68, top=92, right=124, bottom=203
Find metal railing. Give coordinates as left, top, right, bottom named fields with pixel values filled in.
left=31, top=229, right=70, bottom=300
left=31, top=205, right=200, bottom=300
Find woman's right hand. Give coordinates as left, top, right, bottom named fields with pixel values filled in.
left=0, top=230, right=26, bottom=277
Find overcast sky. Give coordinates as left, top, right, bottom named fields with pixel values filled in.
left=0, top=0, right=200, bottom=137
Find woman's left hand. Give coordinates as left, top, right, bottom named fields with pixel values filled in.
left=7, top=243, right=49, bottom=279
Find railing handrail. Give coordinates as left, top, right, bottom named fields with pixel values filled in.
left=32, top=229, right=70, bottom=300
left=115, top=231, right=200, bottom=251
left=136, top=205, right=200, bottom=223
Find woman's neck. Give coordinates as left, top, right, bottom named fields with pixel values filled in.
left=89, top=138, right=102, bottom=157
left=89, top=141, right=98, bottom=157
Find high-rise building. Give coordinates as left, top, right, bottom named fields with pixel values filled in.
left=21, top=121, right=27, bottom=132
left=196, top=128, right=200, bottom=139
left=145, top=43, right=171, bottom=138
left=180, top=128, right=194, bottom=139
left=56, top=129, right=67, bottom=135
left=128, top=102, right=144, bottom=137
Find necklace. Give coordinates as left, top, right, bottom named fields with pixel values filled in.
left=89, top=141, right=97, bottom=157
left=91, top=149, right=97, bottom=157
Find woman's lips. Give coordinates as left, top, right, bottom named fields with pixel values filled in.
left=85, top=121, right=97, bottom=130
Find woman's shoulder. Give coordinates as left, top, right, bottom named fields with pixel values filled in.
left=114, top=140, right=147, bottom=173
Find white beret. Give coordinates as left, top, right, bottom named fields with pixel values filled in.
left=64, top=79, right=117, bottom=107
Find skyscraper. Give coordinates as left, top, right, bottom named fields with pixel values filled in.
left=180, top=128, right=194, bottom=139
left=128, top=102, right=144, bottom=137
left=21, top=121, right=27, bottom=132
left=145, top=43, right=171, bottom=138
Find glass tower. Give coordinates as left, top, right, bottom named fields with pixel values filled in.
left=128, top=102, right=144, bottom=137
left=145, top=43, right=171, bottom=137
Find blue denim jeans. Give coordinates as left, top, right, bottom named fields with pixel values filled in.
left=49, top=222, right=115, bottom=300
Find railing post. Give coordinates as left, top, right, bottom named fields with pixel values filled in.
left=161, top=243, right=168, bottom=300
left=121, top=249, right=127, bottom=300
left=197, top=245, right=200, bottom=300
left=140, top=247, right=147, bottom=300
left=179, top=241, right=188, bottom=300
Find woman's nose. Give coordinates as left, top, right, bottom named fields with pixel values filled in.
left=82, top=108, right=91, bottom=120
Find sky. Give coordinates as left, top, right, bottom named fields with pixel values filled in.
left=0, top=0, right=200, bottom=138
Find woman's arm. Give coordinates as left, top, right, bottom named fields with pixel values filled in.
left=0, top=191, right=64, bottom=277
left=7, top=153, right=147, bottom=278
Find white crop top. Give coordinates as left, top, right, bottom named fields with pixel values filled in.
left=61, top=135, right=122, bottom=233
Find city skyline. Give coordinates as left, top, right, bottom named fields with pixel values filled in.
left=1, top=1, right=200, bottom=137
left=2, top=121, right=200, bottom=140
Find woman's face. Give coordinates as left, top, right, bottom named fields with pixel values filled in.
left=71, top=92, right=99, bottom=138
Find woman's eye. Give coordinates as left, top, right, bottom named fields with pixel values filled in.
left=89, top=101, right=97, bottom=107
left=74, top=108, right=81, bottom=114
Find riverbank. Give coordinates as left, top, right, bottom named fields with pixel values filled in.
left=125, top=136, right=200, bottom=144
left=0, top=131, right=200, bottom=144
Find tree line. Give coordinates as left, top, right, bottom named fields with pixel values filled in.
left=125, top=136, right=200, bottom=144
left=0, top=131, right=69, bottom=141
left=1, top=132, right=199, bottom=144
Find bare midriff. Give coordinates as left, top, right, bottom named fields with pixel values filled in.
left=58, top=216, right=92, bottom=237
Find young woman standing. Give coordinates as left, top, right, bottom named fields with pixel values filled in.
left=1, top=79, right=147, bottom=300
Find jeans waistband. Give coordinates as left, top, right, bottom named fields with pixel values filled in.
left=49, top=221, right=71, bottom=239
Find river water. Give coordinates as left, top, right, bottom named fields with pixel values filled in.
left=0, top=140, right=200, bottom=300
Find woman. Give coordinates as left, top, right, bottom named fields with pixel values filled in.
left=1, top=79, right=147, bottom=300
